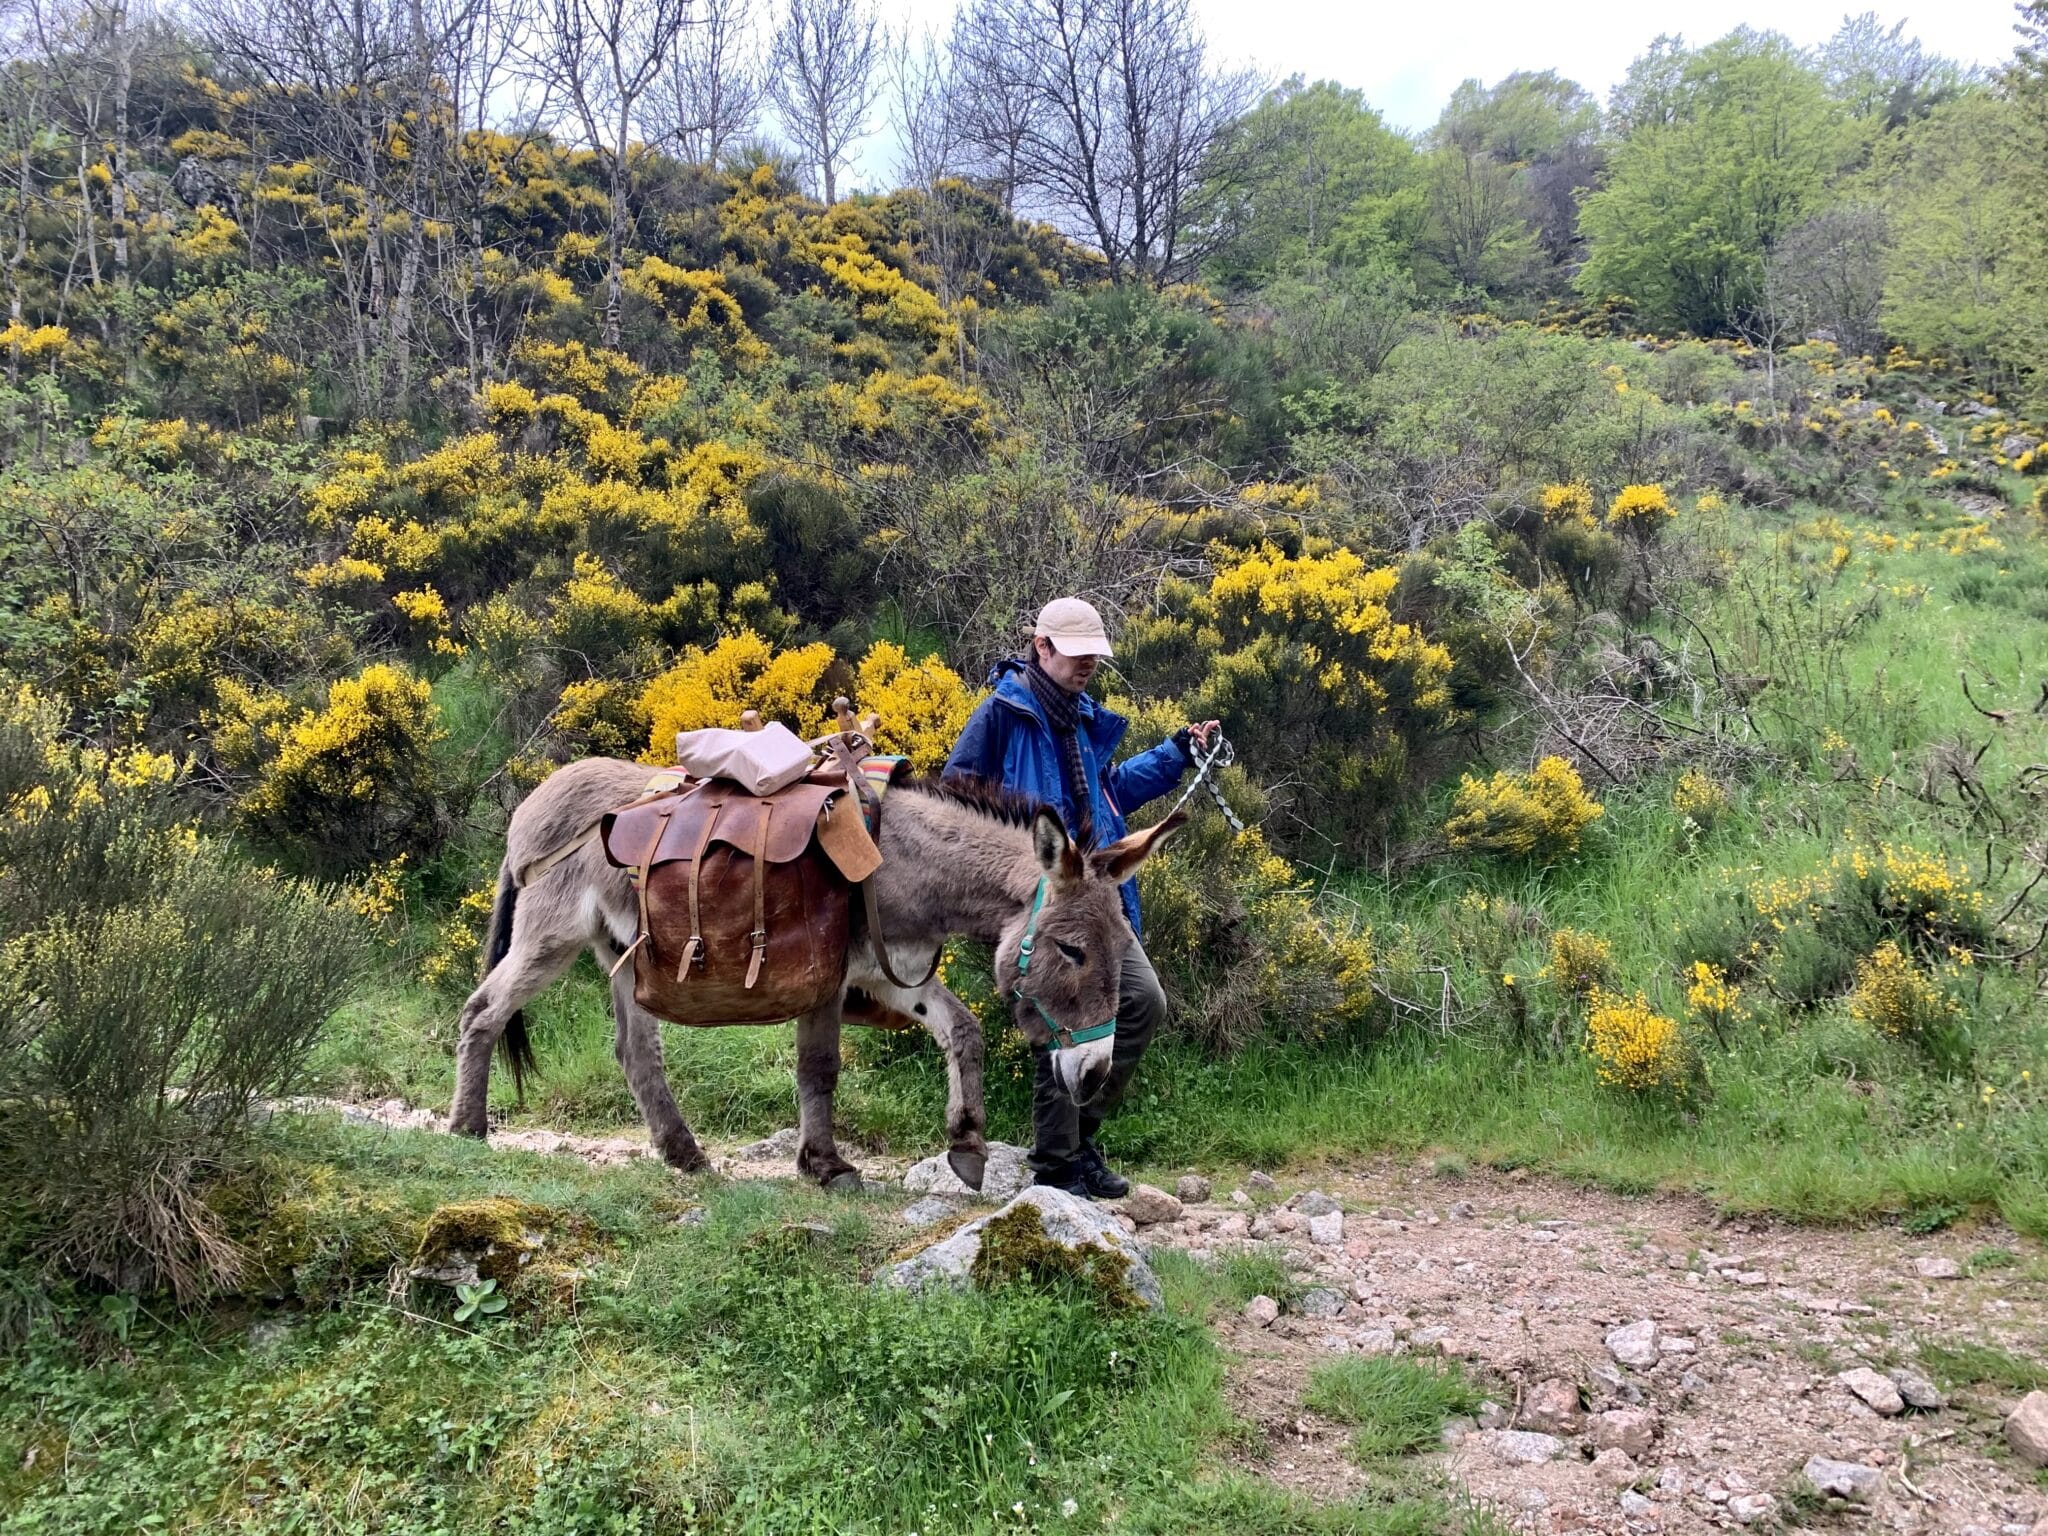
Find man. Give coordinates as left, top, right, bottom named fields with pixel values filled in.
left=943, top=596, right=1218, bottom=1199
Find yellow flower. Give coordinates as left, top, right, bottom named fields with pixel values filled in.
left=1583, top=988, right=1688, bottom=1095
left=1604, top=484, right=1673, bottom=529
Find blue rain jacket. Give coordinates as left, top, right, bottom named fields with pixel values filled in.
left=941, top=659, right=1191, bottom=935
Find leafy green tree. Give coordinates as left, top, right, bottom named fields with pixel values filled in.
left=1874, top=92, right=2046, bottom=398
left=1819, top=12, right=1970, bottom=130
left=1576, top=30, right=1846, bottom=334
left=1200, top=77, right=1421, bottom=289
left=1436, top=71, right=1602, bottom=264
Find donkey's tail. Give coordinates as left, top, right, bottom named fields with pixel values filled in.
left=484, top=864, right=538, bottom=1100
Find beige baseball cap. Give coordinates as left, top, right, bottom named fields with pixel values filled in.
left=1034, top=596, right=1114, bottom=658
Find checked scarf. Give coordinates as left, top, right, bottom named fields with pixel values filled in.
left=1024, top=655, right=1096, bottom=849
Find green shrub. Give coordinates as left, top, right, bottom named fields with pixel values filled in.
left=0, top=695, right=364, bottom=1298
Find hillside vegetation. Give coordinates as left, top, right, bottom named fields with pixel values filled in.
left=2, top=0, right=2046, bottom=1529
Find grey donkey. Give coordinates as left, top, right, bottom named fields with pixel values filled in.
left=446, top=756, right=1186, bottom=1191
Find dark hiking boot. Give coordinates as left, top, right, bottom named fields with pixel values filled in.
left=1074, top=1141, right=1129, bottom=1199
left=1031, top=1161, right=1092, bottom=1199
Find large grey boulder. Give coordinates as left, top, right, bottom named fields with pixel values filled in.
left=902, top=1141, right=1030, bottom=1201
left=879, top=1186, right=1162, bottom=1308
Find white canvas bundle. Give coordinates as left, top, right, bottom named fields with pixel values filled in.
left=672, top=721, right=815, bottom=795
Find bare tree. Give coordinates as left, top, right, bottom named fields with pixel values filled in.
left=645, top=0, right=762, bottom=167
left=965, top=0, right=1257, bottom=284
left=423, top=0, right=548, bottom=387
left=534, top=0, right=688, bottom=346
left=197, top=0, right=420, bottom=402
left=1, top=0, right=49, bottom=364
left=1769, top=203, right=1891, bottom=359
left=766, top=0, right=879, bottom=204
left=888, top=25, right=999, bottom=370
left=946, top=0, right=1034, bottom=213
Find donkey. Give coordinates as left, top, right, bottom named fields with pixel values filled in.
left=446, top=756, right=1185, bottom=1191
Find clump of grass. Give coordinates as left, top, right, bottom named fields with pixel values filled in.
left=1304, top=1356, right=1485, bottom=1460
left=1916, top=1339, right=2048, bottom=1393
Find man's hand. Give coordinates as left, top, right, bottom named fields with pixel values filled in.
left=1186, top=720, right=1220, bottom=752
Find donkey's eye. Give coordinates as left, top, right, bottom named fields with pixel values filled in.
left=1055, top=941, right=1087, bottom=967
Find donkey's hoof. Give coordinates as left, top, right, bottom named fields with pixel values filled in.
left=824, top=1169, right=864, bottom=1193
left=946, top=1147, right=986, bottom=1192
left=447, top=1117, right=488, bottom=1141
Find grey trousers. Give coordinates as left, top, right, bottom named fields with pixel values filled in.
left=1028, top=940, right=1166, bottom=1174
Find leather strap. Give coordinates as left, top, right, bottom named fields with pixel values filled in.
left=610, top=806, right=673, bottom=979
left=861, top=877, right=942, bottom=991
left=679, top=797, right=719, bottom=981
left=744, top=801, right=771, bottom=989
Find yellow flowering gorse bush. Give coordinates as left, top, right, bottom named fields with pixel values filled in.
left=1583, top=988, right=1689, bottom=1096
left=1445, top=756, right=1604, bottom=861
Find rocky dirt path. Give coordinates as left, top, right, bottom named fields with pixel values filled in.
left=296, top=1098, right=2048, bottom=1536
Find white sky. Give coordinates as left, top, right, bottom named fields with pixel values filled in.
left=844, top=0, right=2024, bottom=187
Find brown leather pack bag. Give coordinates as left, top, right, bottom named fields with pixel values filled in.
left=599, top=770, right=883, bottom=1027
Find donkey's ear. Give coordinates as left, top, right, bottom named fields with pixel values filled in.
left=1031, top=806, right=1085, bottom=885
left=1089, top=810, right=1188, bottom=884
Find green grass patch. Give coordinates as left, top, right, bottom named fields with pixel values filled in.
left=1303, top=1357, right=1486, bottom=1461
left=0, top=1115, right=1486, bottom=1535
left=1916, top=1339, right=2048, bottom=1394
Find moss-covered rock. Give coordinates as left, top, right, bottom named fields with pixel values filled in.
left=409, top=1198, right=595, bottom=1307
left=879, top=1186, right=1161, bottom=1310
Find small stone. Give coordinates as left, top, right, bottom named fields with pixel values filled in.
left=1485, top=1429, right=1566, bottom=1465
left=1838, top=1366, right=1905, bottom=1416
left=1728, top=1492, right=1778, bottom=1524
left=1175, top=1174, right=1211, bottom=1204
left=1212, top=1214, right=1249, bottom=1240
left=1591, top=1446, right=1638, bottom=1486
left=1655, top=1467, right=1685, bottom=1498
left=904, top=1196, right=965, bottom=1228
left=1243, top=1295, right=1280, bottom=1327
left=1353, top=1328, right=1398, bottom=1355
left=1733, top=1270, right=1767, bottom=1286
left=1678, top=1370, right=1708, bottom=1394
left=1270, top=1209, right=1302, bottom=1233
left=1513, top=1488, right=1550, bottom=1512
left=1803, top=1456, right=1881, bottom=1501
left=2006, top=1390, right=2048, bottom=1467
left=737, top=1125, right=801, bottom=1160
left=1296, top=1287, right=1346, bottom=1320
left=1589, top=1361, right=1627, bottom=1397
left=1524, top=1377, right=1583, bottom=1434
left=1887, top=1365, right=1944, bottom=1410
left=1294, top=1190, right=1341, bottom=1217
left=1440, top=1417, right=1475, bottom=1445
left=1248, top=1170, right=1276, bottom=1191
left=1478, top=1400, right=1511, bottom=1429
left=1309, top=1211, right=1344, bottom=1246
left=1318, top=1332, right=1352, bottom=1353
left=1606, top=1319, right=1661, bottom=1368
left=1121, top=1185, right=1185, bottom=1225
left=1914, top=1254, right=1962, bottom=1279
left=1620, top=1491, right=1658, bottom=1518
left=1589, top=1407, right=1658, bottom=1457
left=246, top=1319, right=293, bottom=1354
left=1527, top=1229, right=1559, bottom=1243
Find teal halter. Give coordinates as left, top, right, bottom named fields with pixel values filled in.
left=1013, top=877, right=1117, bottom=1052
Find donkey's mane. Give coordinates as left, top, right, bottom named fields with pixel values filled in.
left=899, top=773, right=1094, bottom=847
